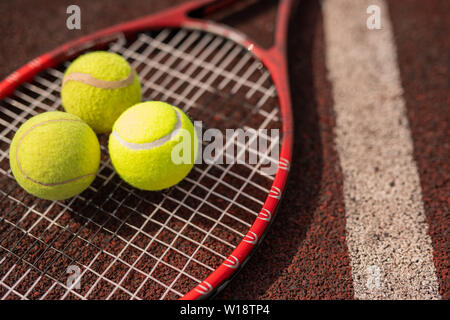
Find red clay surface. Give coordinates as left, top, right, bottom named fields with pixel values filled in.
left=0, top=0, right=448, bottom=299
left=387, top=0, right=449, bottom=299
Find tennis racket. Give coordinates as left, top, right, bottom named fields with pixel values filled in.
left=0, top=0, right=294, bottom=300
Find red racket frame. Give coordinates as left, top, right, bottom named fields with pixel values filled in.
left=0, top=0, right=294, bottom=300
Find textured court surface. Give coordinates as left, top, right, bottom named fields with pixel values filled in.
left=0, top=0, right=448, bottom=299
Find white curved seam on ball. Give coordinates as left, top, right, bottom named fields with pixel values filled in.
left=62, top=68, right=136, bottom=89
left=112, top=109, right=182, bottom=151
left=15, top=118, right=97, bottom=186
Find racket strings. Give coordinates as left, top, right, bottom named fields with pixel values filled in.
left=0, top=28, right=281, bottom=299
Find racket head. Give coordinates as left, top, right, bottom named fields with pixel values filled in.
left=0, top=0, right=293, bottom=300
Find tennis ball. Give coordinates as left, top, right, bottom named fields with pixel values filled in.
left=108, top=101, right=197, bottom=191
left=9, top=111, right=100, bottom=200
left=61, top=51, right=142, bottom=134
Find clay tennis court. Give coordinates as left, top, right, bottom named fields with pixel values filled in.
left=0, top=0, right=448, bottom=300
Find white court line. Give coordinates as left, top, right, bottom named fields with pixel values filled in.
left=322, top=0, right=441, bottom=299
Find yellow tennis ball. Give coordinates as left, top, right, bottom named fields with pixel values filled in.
left=61, top=51, right=142, bottom=134
left=108, top=101, right=198, bottom=191
left=9, top=111, right=100, bottom=200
